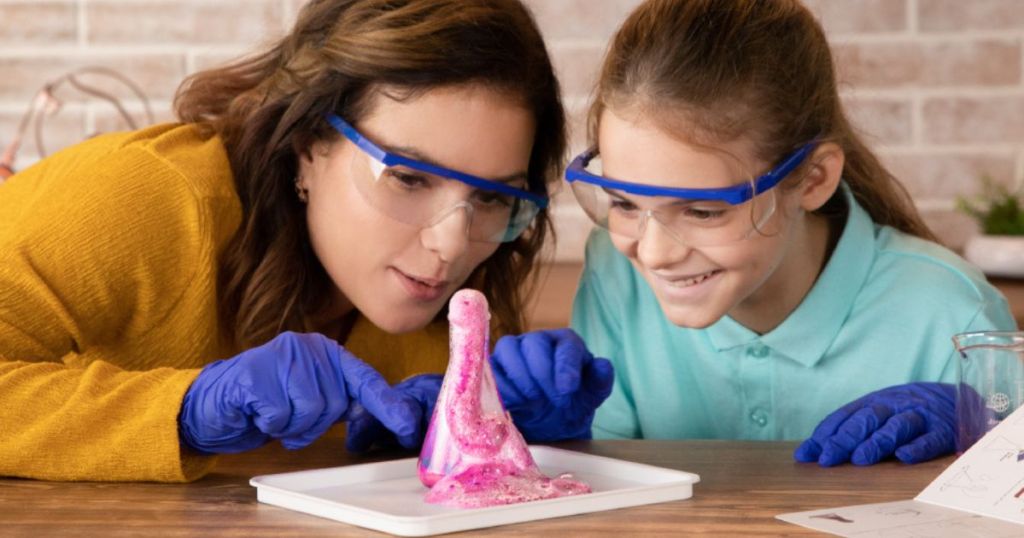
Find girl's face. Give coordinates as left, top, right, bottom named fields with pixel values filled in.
left=299, top=85, right=536, bottom=333
left=597, top=108, right=825, bottom=332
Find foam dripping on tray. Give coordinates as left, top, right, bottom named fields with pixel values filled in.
left=416, top=289, right=591, bottom=508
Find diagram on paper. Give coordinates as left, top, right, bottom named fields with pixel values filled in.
left=916, top=404, right=1024, bottom=524
left=937, top=465, right=992, bottom=498
left=777, top=500, right=1024, bottom=537
left=981, top=435, right=1024, bottom=462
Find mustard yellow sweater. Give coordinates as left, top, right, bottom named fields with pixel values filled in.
left=0, top=124, right=450, bottom=482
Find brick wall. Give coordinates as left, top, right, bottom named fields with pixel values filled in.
left=2, top=0, right=1022, bottom=259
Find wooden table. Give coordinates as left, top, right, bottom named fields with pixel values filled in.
left=990, top=277, right=1024, bottom=328
left=0, top=438, right=955, bottom=537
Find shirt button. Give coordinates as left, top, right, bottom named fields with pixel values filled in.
left=749, top=409, right=769, bottom=427
left=746, top=345, right=770, bottom=358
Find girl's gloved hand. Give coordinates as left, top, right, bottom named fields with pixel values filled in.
left=178, top=332, right=422, bottom=454
left=345, top=374, right=442, bottom=453
left=490, top=329, right=615, bottom=442
left=794, top=382, right=957, bottom=466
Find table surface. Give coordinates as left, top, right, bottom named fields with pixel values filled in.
left=990, top=277, right=1024, bottom=327
left=0, top=438, right=955, bottom=537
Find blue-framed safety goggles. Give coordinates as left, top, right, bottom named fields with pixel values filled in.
left=565, top=142, right=816, bottom=204
left=325, top=113, right=548, bottom=243
left=563, top=142, right=817, bottom=247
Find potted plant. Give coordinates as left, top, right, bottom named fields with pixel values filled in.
left=957, top=175, right=1024, bottom=278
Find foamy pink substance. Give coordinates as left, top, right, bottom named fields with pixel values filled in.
left=417, top=289, right=590, bottom=508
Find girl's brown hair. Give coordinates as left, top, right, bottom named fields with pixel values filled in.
left=591, top=0, right=936, bottom=241
left=174, top=0, right=565, bottom=347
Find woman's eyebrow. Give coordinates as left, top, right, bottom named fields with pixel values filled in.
left=381, top=142, right=528, bottom=184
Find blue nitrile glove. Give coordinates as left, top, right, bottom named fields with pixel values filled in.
left=490, top=328, right=615, bottom=442
left=794, top=382, right=956, bottom=466
left=178, top=331, right=422, bottom=454
left=345, top=373, right=443, bottom=453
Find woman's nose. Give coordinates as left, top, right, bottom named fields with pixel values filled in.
left=419, top=202, right=473, bottom=263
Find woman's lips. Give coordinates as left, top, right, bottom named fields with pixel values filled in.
left=393, top=268, right=449, bottom=302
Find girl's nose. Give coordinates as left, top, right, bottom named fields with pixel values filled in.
left=636, top=211, right=690, bottom=270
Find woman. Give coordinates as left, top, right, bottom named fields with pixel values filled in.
left=0, top=0, right=614, bottom=483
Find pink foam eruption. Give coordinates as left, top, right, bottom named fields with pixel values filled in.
left=417, top=289, right=591, bottom=508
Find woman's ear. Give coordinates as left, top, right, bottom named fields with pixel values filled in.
left=295, top=135, right=332, bottom=165
left=798, top=142, right=844, bottom=212
left=295, top=139, right=332, bottom=190
left=296, top=151, right=313, bottom=191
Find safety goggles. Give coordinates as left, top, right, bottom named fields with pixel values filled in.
left=326, top=113, right=547, bottom=243
left=564, top=143, right=816, bottom=247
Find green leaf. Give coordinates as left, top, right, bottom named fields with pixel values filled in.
left=955, top=175, right=1024, bottom=236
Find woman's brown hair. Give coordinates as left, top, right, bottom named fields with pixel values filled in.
left=174, top=0, right=565, bottom=347
left=591, top=0, right=936, bottom=241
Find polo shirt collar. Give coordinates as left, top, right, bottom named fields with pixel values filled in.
left=705, top=184, right=875, bottom=367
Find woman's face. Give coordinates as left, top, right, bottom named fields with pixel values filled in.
left=299, top=85, right=535, bottom=333
left=596, top=107, right=812, bottom=331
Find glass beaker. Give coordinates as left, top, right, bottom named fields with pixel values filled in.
left=952, top=331, right=1024, bottom=452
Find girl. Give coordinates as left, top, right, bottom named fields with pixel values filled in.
left=0, top=0, right=611, bottom=482
left=567, top=0, right=1016, bottom=466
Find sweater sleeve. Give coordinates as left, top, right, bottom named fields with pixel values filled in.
left=0, top=138, right=217, bottom=482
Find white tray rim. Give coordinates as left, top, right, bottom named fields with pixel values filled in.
left=250, top=445, right=700, bottom=536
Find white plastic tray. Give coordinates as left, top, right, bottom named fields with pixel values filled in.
left=250, top=445, right=700, bottom=536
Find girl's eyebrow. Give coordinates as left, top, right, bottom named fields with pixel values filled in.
left=603, top=187, right=632, bottom=201
left=603, top=186, right=699, bottom=205
left=381, top=142, right=528, bottom=185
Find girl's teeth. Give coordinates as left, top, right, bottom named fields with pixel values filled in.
left=675, top=271, right=715, bottom=287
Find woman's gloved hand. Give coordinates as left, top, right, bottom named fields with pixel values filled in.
left=178, top=331, right=421, bottom=454
left=345, top=374, right=443, bottom=453
left=794, top=382, right=957, bottom=466
left=490, top=328, right=615, bottom=442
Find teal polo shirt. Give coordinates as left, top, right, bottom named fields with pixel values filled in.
left=571, top=187, right=1017, bottom=440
